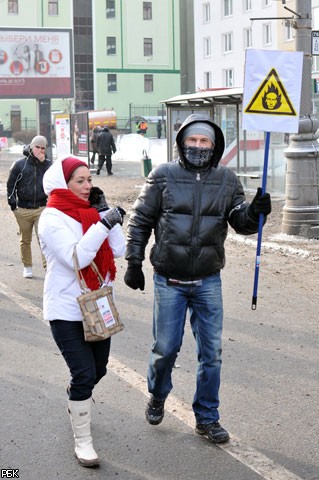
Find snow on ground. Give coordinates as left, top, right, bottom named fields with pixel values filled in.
left=114, top=134, right=167, bottom=165
left=7, top=134, right=167, bottom=165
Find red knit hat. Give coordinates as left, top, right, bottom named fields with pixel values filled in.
left=62, top=157, right=89, bottom=183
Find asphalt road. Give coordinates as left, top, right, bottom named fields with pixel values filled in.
left=0, top=150, right=318, bottom=480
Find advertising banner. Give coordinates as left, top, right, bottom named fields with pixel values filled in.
left=55, top=114, right=71, bottom=160
left=0, top=28, right=74, bottom=98
left=71, top=112, right=89, bottom=159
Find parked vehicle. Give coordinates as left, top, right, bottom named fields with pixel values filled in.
left=88, top=110, right=117, bottom=130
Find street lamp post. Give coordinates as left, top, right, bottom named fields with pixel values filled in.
left=282, top=0, right=319, bottom=238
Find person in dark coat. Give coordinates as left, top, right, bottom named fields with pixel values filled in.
left=6, top=135, right=52, bottom=278
left=90, top=126, right=102, bottom=165
left=156, top=119, right=162, bottom=139
left=124, top=113, right=272, bottom=445
left=96, top=126, right=116, bottom=176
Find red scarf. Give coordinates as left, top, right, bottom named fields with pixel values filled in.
left=47, top=188, right=116, bottom=290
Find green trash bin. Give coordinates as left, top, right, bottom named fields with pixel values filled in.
left=141, top=149, right=152, bottom=177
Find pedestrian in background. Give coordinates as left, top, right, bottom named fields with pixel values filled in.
left=38, top=157, right=126, bottom=467
left=89, top=125, right=102, bottom=165
left=6, top=135, right=52, bottom=278
left=124, top=113, right=271, bottom=444
left=96, top=126, right=116, bottom=176
left=138, top=120, right=148, bottom=135
left=156, top=119, right=162, bottom=139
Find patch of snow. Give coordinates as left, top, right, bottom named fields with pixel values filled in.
left=113, top=134, right=167, bottom=165
left=227, top=233, right=319, bottom=260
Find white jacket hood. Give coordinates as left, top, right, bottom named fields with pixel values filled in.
left=43, top=159, right=68, bottom=195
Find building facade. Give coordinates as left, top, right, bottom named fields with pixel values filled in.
left=93, top=0, right=180, bottom=122
left=189, top=0, right=319, bottom=195
left=194, top=0, right=319, bottom=91
left=194, top=0, right=285, bottom=90
left=0, top=0, right=181, bottom=135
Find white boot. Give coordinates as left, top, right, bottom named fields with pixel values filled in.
left=68, top=398, right=99, bottom=467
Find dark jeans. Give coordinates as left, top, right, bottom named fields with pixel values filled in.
left=90, top=151, right=98, bottom=163
left=148, top=272, right=223, bottom=424
left=50, top=320, right=111, bottom=401
left=98, top=154, right=112, bottom=174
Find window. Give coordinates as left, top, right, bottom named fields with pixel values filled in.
left=106, top=0, right=115, bottom=18
left=204, top=37, right=211, bottom=57
left=143, top=2, right=152, bottom=20
left=263, top=23, right=272, bottom=45
left=107, top=37, right=116, bottom=55
left=243, top=0, right=252, bottom=11
left=223, top=32, right=233, bottom=53
left=107, top=74, right=117, bottom=92
left=8, top=0, right=18, bottom=13
left=313, top=56, right=319, bottom=74
left=144, top=38, right=153, bottom=56
left=223, top=0, right=233, bottom=17
left=203, top=3, right=210, bottom=23
left=144, top=74, right=153, bottom=92
left=224, top=69, right=234, bottom=87
left=48, top=0, right=58, bottom=15
left=244, top=27, right=252, bottom=48
left=284, top=21, right=294, bottom=41
left=204, top=71, right=212, bottom=89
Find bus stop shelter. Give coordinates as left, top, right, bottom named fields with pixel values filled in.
left=161, top=87, right=243, bottom=169
left=161, top=88, right=290, bottom=194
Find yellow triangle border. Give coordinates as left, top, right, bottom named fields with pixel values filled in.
left=244, top=68, right=297, bottom=116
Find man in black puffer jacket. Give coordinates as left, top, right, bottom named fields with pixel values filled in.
left=6, top=135, right=52, bottom=278
left=124, top=114, right=271, bottom=444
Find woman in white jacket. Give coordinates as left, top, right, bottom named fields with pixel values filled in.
left=38, top=157, right=125, bottom=468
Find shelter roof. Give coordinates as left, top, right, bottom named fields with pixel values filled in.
left=161, top=87, right=243, bottom=106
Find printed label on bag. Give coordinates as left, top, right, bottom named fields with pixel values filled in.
left=96, top=296, right=116, bottom=327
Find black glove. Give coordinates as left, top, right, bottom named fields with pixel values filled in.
left=100, top=207, right=124, bottom=230
left=249, top=187, right=271, bottom=220
left=89, top=186, right=109, bottom=212
left=116, top=206, right=126, bottom=224
left=124, top=264, right=145, bottom=291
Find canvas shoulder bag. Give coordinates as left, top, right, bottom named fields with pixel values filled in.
left=73, top=250, right=124, bottom=342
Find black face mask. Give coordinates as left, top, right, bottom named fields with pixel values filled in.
left=182, top=145, right=214, bottom=168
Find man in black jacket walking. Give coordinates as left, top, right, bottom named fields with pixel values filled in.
left=96, top=126, right=116, bottom=176
left=124, top=114, right=271, bottom=444
left=6, top=135, right=52, bottom=278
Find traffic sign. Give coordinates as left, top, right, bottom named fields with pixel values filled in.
left=312, top=31, right=319, bottom=55
left=244, top=68, right=296, bottom=116
left=242, top=49, right=303, bottom=133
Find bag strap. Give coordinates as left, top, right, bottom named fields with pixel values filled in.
left=143, top=149, right=148, bottom=159
left=72, top=249, right=105, bottom=292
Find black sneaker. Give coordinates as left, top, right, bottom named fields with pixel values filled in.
left=145, top=396, right=165, bottom=425
left=195, top=422, right=230, bottom=444
left=96, top=169, right=100, bottom=175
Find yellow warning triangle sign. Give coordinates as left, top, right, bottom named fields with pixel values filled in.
left=244, top=68, right=296, bottom=116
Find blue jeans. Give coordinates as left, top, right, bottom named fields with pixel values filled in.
left=148, top=273, right=223, bottom=425
left=50, top=320, right=111, bottom=401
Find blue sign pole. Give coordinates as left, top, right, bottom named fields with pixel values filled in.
left=251, top=131, right=271, bottom=310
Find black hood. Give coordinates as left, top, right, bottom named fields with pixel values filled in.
left=176, top=113, right=225, bottom=168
